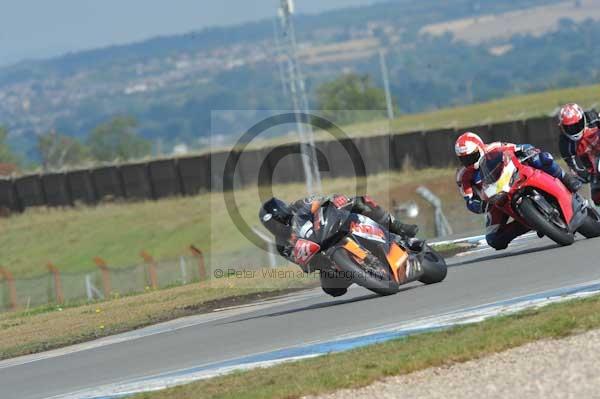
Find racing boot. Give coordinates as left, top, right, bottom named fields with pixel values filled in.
left=390, top=218, right=419, bottom=238
left=391, top=234, right=424, bottom=252
left=560, top=172, right=583, bottom=192
left=406, top=237, right=425, bottom=252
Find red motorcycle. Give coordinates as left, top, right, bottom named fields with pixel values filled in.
left=479, top=148, right=600, bottom=246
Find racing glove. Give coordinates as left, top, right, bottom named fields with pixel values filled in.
left=515, top=144, right=539, bottom=159
left=466, top=197, right=487, bottom=214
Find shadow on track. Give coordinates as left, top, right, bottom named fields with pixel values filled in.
left=448, top=242, right=559, bottom=268
left=220, top=285, right=419, bottom=325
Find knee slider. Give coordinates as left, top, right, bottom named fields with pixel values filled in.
left=486, top=234, right=509, bottom=250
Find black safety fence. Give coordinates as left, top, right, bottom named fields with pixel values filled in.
left=0, top=115, right=562, bottom=212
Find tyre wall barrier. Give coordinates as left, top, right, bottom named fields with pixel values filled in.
left=324, top=138, right=356, bottom=178
left=262, top=143, right=305, bottom=186
left=67, top=170, right=96, bottom=204
left=148, top=159, right=182, bottom=199
left=488, top=120, right=528, bottom=145
left=391, top=132, right=429, bottom=169
left=42, top=173, right=71, bottom=207
left=178, top=154, right=211, bottom=195
left=120, top=163, right=152, bottom=200
left=423, top=128, right=459, bottom=168
left=356, top=135, right=392, bottom=176
left=1, top=115, right=569, bottom=212
left=92, top=166, right=124, bottom=200
left=0, top=179, right=19, bottom=211
left=15, top=175, right=45, bottom=208
left=209, top=151, right=230, bottom=192
left=237, top=148, right=265, bottom=187
left=525, top=116, right=561, bottom=154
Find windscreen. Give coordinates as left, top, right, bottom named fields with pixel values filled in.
left=480, top=150, right=506, bottom=185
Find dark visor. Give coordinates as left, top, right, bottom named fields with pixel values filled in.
left=562, top=119, right=585, bottom=138
left=459, top=152, right=481, bottom=167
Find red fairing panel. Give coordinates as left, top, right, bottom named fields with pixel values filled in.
left=519, top=165, right=575, bottom=223
left=293, top=239, right=321, bottom=266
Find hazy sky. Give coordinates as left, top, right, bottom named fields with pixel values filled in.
left=0, top=0, right=386, bottom=65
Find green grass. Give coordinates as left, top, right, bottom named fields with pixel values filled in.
left=135, top=294, right=600, bottom=399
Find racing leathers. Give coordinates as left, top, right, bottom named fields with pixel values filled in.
left=274, top=194, right=417, bottom=269
left=559, top=109, right=600, bottom=205
left=457, top=142, right=578, bottom=250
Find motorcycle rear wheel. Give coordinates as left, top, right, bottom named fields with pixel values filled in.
left=577, top=208, right=600, bottom=238
left=519, top=197, right=574, bottom=246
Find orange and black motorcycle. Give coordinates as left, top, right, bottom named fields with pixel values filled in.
left=290, top=200, right=447, bottom=297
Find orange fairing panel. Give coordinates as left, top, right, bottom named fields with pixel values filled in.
left=386, top=243, right=408, bottom=283
left=342, top=239, right=368, bottom=260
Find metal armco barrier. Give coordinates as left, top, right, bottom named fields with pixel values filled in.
left=0, top=115, right=561, bottom=212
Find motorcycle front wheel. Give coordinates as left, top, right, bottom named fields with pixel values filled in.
left=331, top=247, right=399, bottom=296
left=518, top=197, right=574, bottom=246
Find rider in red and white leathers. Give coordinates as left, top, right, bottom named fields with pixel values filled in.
left=558, top=103, right=600, bottom=205
left=455, top=132, right=581, bottom=250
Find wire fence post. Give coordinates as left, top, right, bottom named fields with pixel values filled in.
left=190, top=245, right=207, bottom=281
left=140, top=250, right=159, bottom=289
left=94, top=257, right=112, bottom=298
left=0, top=267, right=18, bottom=311
left=46, top=262, right=64, bottom=304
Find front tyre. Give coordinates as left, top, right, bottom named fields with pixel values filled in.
left=518, top=197, right=574, bottom=246
left=418, top=246, right=448, bottom=285
left=331, top=248, right=399, bottom=296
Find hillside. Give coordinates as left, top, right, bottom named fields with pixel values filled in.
left=0, top=0, right=569, bottom=161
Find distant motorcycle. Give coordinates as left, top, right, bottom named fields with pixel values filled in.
left=291, top=200, right=447, bottom=296
left=479, top=148, right=600, bottom=246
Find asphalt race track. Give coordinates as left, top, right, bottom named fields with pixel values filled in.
left=3, top=235, right=600, bottom=399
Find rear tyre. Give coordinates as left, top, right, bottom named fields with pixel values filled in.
left=418, top=246, right=448, bottom=285
left=331, top=248, right=399, bottom=296
left=518, top=197, right=574, bottom=246
left=577, top=208, right=600, bottom=238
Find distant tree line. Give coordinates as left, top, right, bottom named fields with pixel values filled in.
left=0, top=116, right=152, bottom=172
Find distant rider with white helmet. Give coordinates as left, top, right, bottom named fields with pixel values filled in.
left=455, top=131, right=581, bottom=250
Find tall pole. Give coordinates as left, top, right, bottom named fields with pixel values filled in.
left=272, top=19, right=288, bottom=98
left=379, top=49, right=395, bottom=121
left=278, top=0, right=321, bottom=194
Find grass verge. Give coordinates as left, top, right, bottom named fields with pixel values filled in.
left=431, top=242, right=477, bottom=258
left=0, top=267, right=318, bottom=360
left=135, top=293, right=600, bottom=399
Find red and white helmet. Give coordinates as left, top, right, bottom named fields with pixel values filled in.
left=455, top=132, right=485, bottom=167
left=558, top=103, right=586, bottom=141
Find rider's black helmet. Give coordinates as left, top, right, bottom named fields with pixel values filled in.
left=259, top=197, right=293, bottom=239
